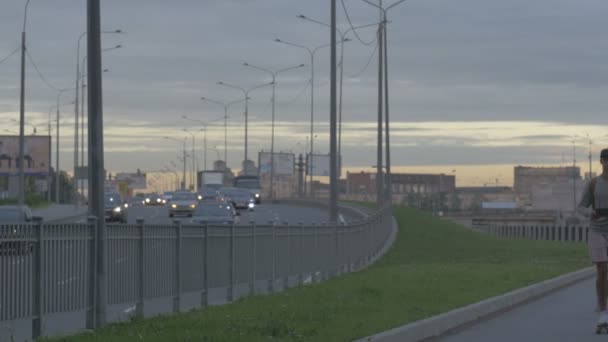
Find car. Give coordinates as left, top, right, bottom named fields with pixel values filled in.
left=219, top=187, right=255, bottom=211
left=0, top=205, right=38, bottom=254
left=163, top=191, right=174, bottom=202
left=197, top=188, right=222, bottom=202
left=190, top=203, right=238, bottom=225
left=169, top=191, right=198, bottom=218
left=234, top=175, right=262, bottom=204
left=144, top=193, right=165, bottom=206
left=104, top=193, right=129, bottom=223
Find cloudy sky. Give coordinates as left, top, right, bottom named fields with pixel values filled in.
left=1, top=0, right=607, bottom=187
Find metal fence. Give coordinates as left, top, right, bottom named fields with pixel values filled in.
left=0, top=205, right=393, bottom=341
left=474, top=224, right=589, bottom=243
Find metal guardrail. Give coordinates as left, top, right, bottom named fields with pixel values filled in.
left=474, top=224, right=590, bottom=243
left=0, top=205, right=393, bottom=341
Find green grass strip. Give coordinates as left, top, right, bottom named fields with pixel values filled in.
left=43, top=206, right=588, bottom=342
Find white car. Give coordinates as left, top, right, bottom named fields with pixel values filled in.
left=169, top=191, right=198, bottom=217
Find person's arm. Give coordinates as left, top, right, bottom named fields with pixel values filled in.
left=578, top=180, right=593, bottom=218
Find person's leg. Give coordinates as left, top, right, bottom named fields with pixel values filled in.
left=597, top=262, right=608, bottom=312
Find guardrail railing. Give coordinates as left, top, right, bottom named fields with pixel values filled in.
left=473, top=223, right=590, bottom=243
left=0, top=205, right=393, bottom=341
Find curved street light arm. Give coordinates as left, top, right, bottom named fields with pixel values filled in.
left=276, top=64, right=306, bottom=76
left=217, top=81, right=246, bottom=96
left=243, top=62, right=274, bottom=79
left=275, top=38, right=313, bottom=56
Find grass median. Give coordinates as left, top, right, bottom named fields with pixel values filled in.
left=43, top=206, right=588, bottom=342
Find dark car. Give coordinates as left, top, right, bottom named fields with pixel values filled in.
left=220, top=187, right=255, bottom=210
left=144, top=193, right=165, bottom=206
left=190, top=203, right=238, bottom=225
left=234, top=175, right=262, bottom=204
left=104, top=193, right=128, bottom=223
left=0, top=205, right=38, bottom=254
left=197, top=188, right=222, bottom=202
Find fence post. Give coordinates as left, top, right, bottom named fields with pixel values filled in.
left=135, top=218, right=145, bottom=318
left=250, top=221, right=256, bottom=296
left=173, top=220, right=181, bottom=313
left=269, top=220, right=276, bottom=292
left=31, top=218, right=44, bottom=338
left=298, top=222, right=304, bottom=285
left=284, top=221, right=290, bottom=290
left=201, top=223, right=209, bottom=308
left=312, top=222, right=318, bottom=283
left=86, top=216, right=98, bottom=329
left=228, top=222, right=235, bottom=302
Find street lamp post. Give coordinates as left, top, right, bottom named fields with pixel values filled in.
left=55, top=88, right=74, bottom=204
left=164, top=136, right=188, bottom=190
left=217, top=81, right=272, bottom=170
left=17, top=0, right=31, bottom=206
left=182, top=115, right=225, bottom=172
left=274, top=38, right=340, bottom=197
left=242, top=62, right=305, bottom=199
left=200, top=97, right=246, bottom=169
left=297, top=15, right=380, bottom=164
left=74, top=30, right=122, bottom=207
left=79, top=45, right=120, bottom=204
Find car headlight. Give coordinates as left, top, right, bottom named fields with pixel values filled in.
left=162, top=199, right=167, bottom=204
left=113, top=207, right=121, bottom=213
left=255, top=193, right=260, bottom=198
left=156, top=198, right=161, bottom=203
left=197, top=195, right=202, bottom=200
left=124, top=203, right=129, bottom=208
left=248, top=203, right=255, bottom=209
left=171, top=204, right=177, bottom=208
left=145, top=198, right=150, bottom=203
left=190, top=204, right=196, bottom=208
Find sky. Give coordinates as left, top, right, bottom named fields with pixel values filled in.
left=0, top=0, right=607, bottom=187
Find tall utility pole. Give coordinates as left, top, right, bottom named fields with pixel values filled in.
left=382, top=12, right=391, bottom=203
left=375, top=2, right=384, bottom=206
left=572, top=138, right=577, bottom=213
left=363, top=0, right=407, bottom=205
left=87, top=0, right=106, bottom=328
left=18, top=0, right=31, bottom=206
left=329, top=0, right=338, bottom=222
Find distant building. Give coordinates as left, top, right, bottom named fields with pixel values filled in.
left=530, top=180, right=587, bottom=212
left=345, top=171, right=456, bottom=204
left=514, top=166, right=580, bottom=195
left=453, top=186, right=515, bottom=211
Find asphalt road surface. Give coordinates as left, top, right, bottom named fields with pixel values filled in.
left=124, top=202, right=331, bottom=225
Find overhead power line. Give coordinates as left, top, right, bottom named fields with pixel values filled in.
left=346, top=41, right=378, bottom=78
left=340, top=0, right=377, bottom=46
left=26, top=49, right=59, bottom=91
left=0, top=47, right=20, bottom=66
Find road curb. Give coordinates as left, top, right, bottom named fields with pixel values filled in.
left=354, top=266, right=595, bottom=342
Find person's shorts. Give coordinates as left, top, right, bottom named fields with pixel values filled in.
left=588, top=229, right=608, bottom=263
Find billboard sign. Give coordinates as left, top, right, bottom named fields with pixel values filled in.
left=0, top=135, right=51, bottom=176
left=115, top=172, right=147, bottom=189
left=258, top=152, right=295, bottom=176
left=306, top=153, right=341, bottom=177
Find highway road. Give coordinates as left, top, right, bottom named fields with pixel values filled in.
left=123, top=202, right=331, bottom=225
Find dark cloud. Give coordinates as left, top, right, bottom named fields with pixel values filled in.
left=1, top=0, right=606, bottom=173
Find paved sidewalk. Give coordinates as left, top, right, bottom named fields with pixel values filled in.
left=439, top=277, right=603, bottom=342
left=32, top=204, right=87, bottom=222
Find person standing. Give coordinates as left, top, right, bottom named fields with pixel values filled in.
left=579, top=148, right=608, bottom=333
